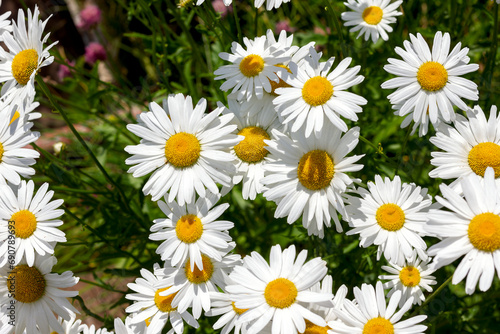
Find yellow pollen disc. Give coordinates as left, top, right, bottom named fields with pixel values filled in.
left=11, top=210, right=37, bottom=239
left=467, top=142, right=500, bottom=178
left=297, top=150, right=335, bottom=191
left=50, top=332, right=58, bottom=334
left=12, top=49, right=39, bottom=85
left=376, top=203, right=405, bottom=231
left=264, top=278, right=298, bottom=309
left=270, top=64, right=292, bottom=96
left=234, top=126, right=270, bottom=163
left=362, top=6, right=384, bottom=25
left=165, top=132, right=201, bottom=168
left=175, top=214, right=203, bottom=243
left=417, top=61, right=448, bottom=92
left=468, top=213, right=500, bottom=252
left=185, top=254, right=214, bottom=283
left=239, top=54, right=265, bottom=77
left=302, top=76, right=334, bottom=106
left=363, top=317, right=394, bottom=334
left=154, top=287, right=177, bottom=313
left=9, top=111, right=20, bottom=126
left=399, top=266, right=421, bottom=287
left=8, top=265, right=46, bottom=303
left=231, top=301, right=248, bottom=315
left=301, top=320, right=329, bottom=334
left=0, top=142, right=4, bottom=163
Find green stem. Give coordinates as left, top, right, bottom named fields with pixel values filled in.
left=73, top=296, right=105, bottom=322
left=485, top=2, right=499, bottom=108
left=394, top=126, right=412, bottom=176
left=232, top=2, right=243, bottom=45
left=410, top=274, right=453, bottom=316
left=323, top=0, right=345, bottom=59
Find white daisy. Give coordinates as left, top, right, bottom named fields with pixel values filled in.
left=0, top=1, right=12, bottom=42
left=0, top=111, right=39, bottom=185
left=156, top=252, right=242, bottom=319
left=0, top=255, right=79, bottom=334
left=429, top=105, right=500, bottom=189
left=114, top=316, right=146, bottom=334
left=262, top=124, right=364, bottom=238
left=273, top=47, right=367, bottom=136
left=329, top=281, right=427, bottom=334
left=125, top=263, right=198, bottom=334
left=81, top=325, right=112, bottom=334
left=381, top=31, right=479, bottom=136
left=341, top=0, right=403, bottom=43
left=149, top=191, right=235, bottom=270
left=226, top=244, right=332, bottom=334
left=0, top=94, right=41, bottom=131
left=254, top=0, right=291, bottom=10
left=214, top=34, right=289, bottom=101
left=379, top=251, right=437, bottom=307
left=345, top=175, right=432, bottom=265
left=205, top=283, right=250, bottom=334
left=50, top=314, right=85, bottom=334
left=0, top=180, right=66, bottom=266
left=426, top=167, right=500, bottom=294
left=124, top=93, right=240, bottom=203
left=0, top=6, right=57, bottom=104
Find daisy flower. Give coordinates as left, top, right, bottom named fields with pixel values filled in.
left=426, top=167, right=500, bottom=294
left=381, top=31, right=479, bottom=136
left=149, top=191, right=235, bottom=270
left=429, top=105, right=500, bottom=189
left=329, top=281, right=427, bottom=334
left=114, top=316, right=146, bottom=334
left=0, top=6, right=57, bottom=104
left=225, top=98, right=283, bottom=200
left=0, top=180, right=65, bottom=267
left=0, top=1, right=12, bottom=41
left=341, top=0, right=403, bottom=43
left=254, top=0, right=291, bottom=10
left=125, top=93, right=240, bottom=203
left=226, top=244, right=332, bottom=334
left=81, top=325, right=112, bottom=334
left=273, top=47, right=367, bottom=136
left=214, top=34, right=289, bottom=101
left=156, top=252, right=242, bottom=319
left=0, top=255, right=79, bottom=334
left=261, top=124, right=364, bottom=238
left=379, top=251, right=437, bottom=307
left=0, top=94, right=42, bottom=130
left=0, top=111, right=39, bottom=185
left=49, top=314, right=85, bottom=334
left=125, top=263, right=199, bottom=334
left=345, top=175, right=432, bottom=265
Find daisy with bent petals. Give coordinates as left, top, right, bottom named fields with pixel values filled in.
left=0, top=6, right=57, bottom=104
left=345, top=175, right=431, bottom=265
left=149, top=191, right=235, bottom=271
left=0, top=180, right=65, bottom=266
left=262, top=123, right=364, bottom=238
left=125, top=93, right=240, bottom=203
left=429, top=105, right=500, bottom=189
left=341, top=0, right=403, bottom=43
left=226, top=244, right=332, bottom=334
left=329, top=281, right=427, bottom=334
left=0, top=256, right=79, bottom=334
left=427, top=167, right=500, bottom=294
left=381, top=31, right=479, bottom=136
left=273, top=48, right=366, bottom=136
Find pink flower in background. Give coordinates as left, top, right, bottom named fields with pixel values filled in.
left=212, top=0, right=232, bottom=18
left=57, top=60, right=75, bottom=81
left=275, top=20, right=295, bottom=33
left=85, top=42, right=107, bottom=64
left=77, top=4, right=102, bottom=30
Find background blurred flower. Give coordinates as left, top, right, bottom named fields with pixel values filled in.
left=77, top=4, right=102, bottom=30
left=85, top=42, right=107, bottom=64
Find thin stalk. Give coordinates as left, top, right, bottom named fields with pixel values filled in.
left=394, top=126, right=412, bottom=176
left=254, top=6, right=259, bottom=37
left=74, top=296, right=105, bottom=322
left=485, top=2, right=499, bottom=108
left=324, top=0, right=345, bottom=59
left=232, top=2, right=243, bottom=45
left=410, top=275, right=453, bottom=316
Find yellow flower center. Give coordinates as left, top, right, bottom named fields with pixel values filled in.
left=468, top=213, right=500, bottom=252
left=175, top=214, right=203, bottom=243
left=154, top=287, right=177, bottom=313
left=302, top=76, right=334, bottom=106
left=11, top=210, right=37, bottom=239
left=0, top=142, right=3, bottom=163
left=301, top=320, right=330, bottom=334
left=467, top=142, right=500, bottom=178
left=239, top=54, right=265, bottom=77
left=231, top=301, right=248, bottom=315
left=416, top=61, right=448, bottom=92
left=8, top=265, right=46, bottom=303
left=165, top=132, right=201, bottom=168
left=270, top=64, right=292, bottom=95
left=9, top=111, right=20, bottom=126
left=234, top=126, right=270, bottom=163
left=297, top=150, right=335, bottom=191
left=185, top=254, right=214, bottom=283
left=264, top=278, right=298, bottom=309
left=363, top=317, right=394, bottom=334
left=376, top=204, right=405, bottom=231
left=399, top=266, right=421, bottom=287
left=362, top=6, right=384, bottom=25
left=12, top=49, right=39, bottom=85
